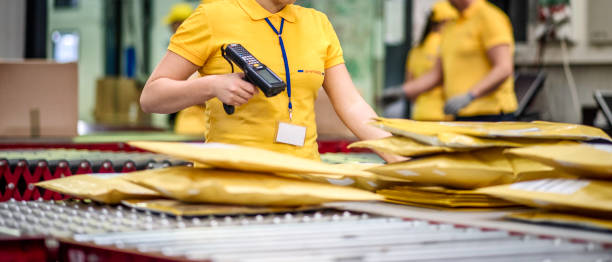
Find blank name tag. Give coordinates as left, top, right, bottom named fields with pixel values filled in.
left=275, top=122, right=306, bottom=147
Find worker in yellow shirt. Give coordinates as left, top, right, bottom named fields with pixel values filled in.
left=405, top=1, right=458, bottom=121
left=140, top=0, right=402, bottom=162
left=403, top=0, right=518, bottom=122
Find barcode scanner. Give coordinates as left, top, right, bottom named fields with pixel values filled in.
left=221, top=44, right=286, bottom=114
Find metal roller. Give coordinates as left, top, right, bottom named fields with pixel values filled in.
left=0, top=149, right=190, bottom=201
left=0, top=199, right=610, bottom=262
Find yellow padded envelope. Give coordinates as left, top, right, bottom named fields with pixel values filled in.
left=478, top=178, right=612, bottom=215
left=378, top=185, right=518, bottom=208
left=128, top=141, right=374, bottom=180
left=367, top=148, right=575, bottom=189
left=124, top=166, right=383, bottom=207
left=36, top=173, right=161, bottom=204
left=371, top=118, right=611, bottom=144
left=348, top=136, right=465, bottom=157
left=506, top=143, right=612, bottom=179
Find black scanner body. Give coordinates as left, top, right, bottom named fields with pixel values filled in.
left=222, top=44, right=286, bottom=114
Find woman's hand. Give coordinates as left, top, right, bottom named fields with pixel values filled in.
left=208, top=73, right=259, bottom=106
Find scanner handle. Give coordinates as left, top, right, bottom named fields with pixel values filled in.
left=223, top=103, right=235, bottom=115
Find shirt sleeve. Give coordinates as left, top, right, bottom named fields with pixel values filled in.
left=168, top=4, right=214, bottom=67
left=320, top=13, right=345, bottom=69
left=480, top=7, right=514, bottom=50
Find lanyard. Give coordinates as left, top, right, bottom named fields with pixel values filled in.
left=264, top=18, right=292, bottom=120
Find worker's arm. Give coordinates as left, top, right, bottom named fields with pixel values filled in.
left=323, top=64, right=407, bottom=163
left=140, top=51, right=257, bottom=114
left=443, top=44, right=513, bottom=115
left=467, top=44, right=513, bottom=98
left=402, top=58, right=443, bottom=99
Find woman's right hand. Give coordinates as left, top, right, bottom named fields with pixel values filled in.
left=208, top=73, right=259, bottom=106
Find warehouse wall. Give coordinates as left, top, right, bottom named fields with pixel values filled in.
left=0, top=0, right=26, bottom=59
left=46, top=0, right=105, bottom=124
left=522, top=65, right=612, bottom=124
left=303, top=0, right=384, bottom=107
left=515, top=0, right=612, bottom=124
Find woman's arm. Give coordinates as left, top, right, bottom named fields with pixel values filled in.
left=402, top=58, right=443, bottom=99
left=140, top=51, right=257, bottom=114
left=323, top=64, right=407, bottom=163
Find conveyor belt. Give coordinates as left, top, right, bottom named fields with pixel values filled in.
left=0, top=148, right=380, bottom=202
left=1, top=199, right=610, bottom=261
left=0, top=149, right=190, bottom=201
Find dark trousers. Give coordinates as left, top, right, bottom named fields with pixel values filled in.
left=455, top=113, right=516, bottom=122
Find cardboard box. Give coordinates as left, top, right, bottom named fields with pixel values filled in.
left=0, top=60, right=78, bottom=137
left=94, top=77, right=150, bottom=126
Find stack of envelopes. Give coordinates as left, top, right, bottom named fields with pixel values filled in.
left=378, top=185, right=517, bottom=209
left=349, top=118, right=612, bottom=211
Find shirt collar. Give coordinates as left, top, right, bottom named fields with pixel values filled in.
left=460, top=0, right=484, bottom=19
left=237, top=0, right=297, bottom=23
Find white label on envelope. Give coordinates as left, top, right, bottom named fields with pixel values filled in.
left=276, top=122, right=306, bottom=147
left=509, top=179, right=590, bottom=195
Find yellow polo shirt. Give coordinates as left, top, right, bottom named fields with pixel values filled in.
left=168, top=0, right=344, bottom=160
left=407, top=32, right=447, bottom=121
left=440, top=0, right=517, bottom=117
left=174, top=105, right=206, bottom=136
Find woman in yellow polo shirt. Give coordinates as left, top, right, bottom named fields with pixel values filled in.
left=140, top=0, right=401, bottom=162
left=403, top=0, right=518, bottom=122
left=405, top=1, right=457, bottom=121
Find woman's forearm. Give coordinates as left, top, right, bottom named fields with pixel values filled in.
left=141, top=51, right=258, bottom=114
left=140, top=76, right=214, bottom=114
left=323, top=64, right=407, bottom=163
left=140, top=51, right=212, bottom=114
left=337, top=94, right=387, bottom=140
left=338, top=98, right=407, bottom=163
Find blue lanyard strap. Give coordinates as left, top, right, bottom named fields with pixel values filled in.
left=264, top=18, right=293, bottom=119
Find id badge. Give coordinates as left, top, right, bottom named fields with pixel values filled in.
left=275, top=122, right=306, bottom=147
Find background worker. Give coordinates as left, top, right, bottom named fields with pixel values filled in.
left=140, top=0, right=402, bottom=162
left=403, top=0, right=518, bottom=122
left=404, top=1, right=457, bottom=121
left=165, top=3, right=193, bottom=34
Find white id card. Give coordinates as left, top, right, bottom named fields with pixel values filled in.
left=275, top=122, right=306, bottom=147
